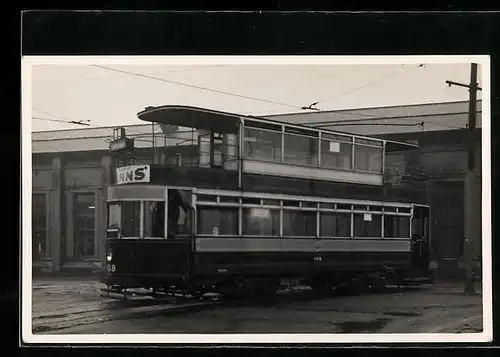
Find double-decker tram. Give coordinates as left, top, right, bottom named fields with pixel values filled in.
left=102, top=105, right=432, bottom=297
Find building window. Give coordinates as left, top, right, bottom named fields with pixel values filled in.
left=354, top=144, right=383, bottom=173
left=282, top=210, right=317, bottom=237
left=197, top=206, right=238, bottom=235
left=244, top=127, right=282, bottom=163
left=120, top=201, right=141, bottom=237
left=283, top=133, right=318, bottom=166
left=353, top=213, right=382, bottom=237
left=143, top=201, right=166, bottom=238
left=242, top=207, right=280, bottom=236
left=32, top=193, right=49, bottom=259
left=384, top=215, right=411, bottom=238
left=73, top=193, right=96, bottom=258
left=320, top=212, right=351, bottom=238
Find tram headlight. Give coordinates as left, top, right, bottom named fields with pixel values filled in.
left=106, top=251, right=113, bottom=262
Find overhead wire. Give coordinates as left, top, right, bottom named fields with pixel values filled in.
left=90, top=64, right=430, bottom=123
left=32, top=116, right=91, bottom=126
left=34, top=64, right=466, bottom=132
left=315, top=64, right=427, bottom=106
left=32, top=107, right=91, bottom=126
left=32, top=116, right=69, bottom=124
left=91, top=64, right=304, bottom=111
left=308, top=112, right=467, bottom=130
left=35, top=65, right=223, bottom=84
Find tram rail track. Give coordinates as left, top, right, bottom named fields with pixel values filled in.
left=32, top=282, right=434, bottom=334
left=32, top=292, right=218, bottom=334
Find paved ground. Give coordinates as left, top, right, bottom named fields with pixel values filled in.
left=29, top=277, right=484, bottom=335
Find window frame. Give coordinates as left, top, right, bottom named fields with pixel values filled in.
left=196, top=204, right=239, bottom=236
left=193, top=189, right=415, bottom=241
left=384, top=213, right=412, bottom=239
left=241, top=119, right=388, bottom=175
left=353, top=212, right=383, bottom=239
left=71, top=190, right=99, bottom=259
left=143, top=200, right=168, bottom=239
left=32, top=191, right=50, bottom=260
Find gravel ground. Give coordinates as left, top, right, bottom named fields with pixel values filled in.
left=29, top=278, right=484, bottom=335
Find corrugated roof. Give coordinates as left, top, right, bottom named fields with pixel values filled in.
left=266, top=100, right=482, bottom=136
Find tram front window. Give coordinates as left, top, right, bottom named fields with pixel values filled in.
left=107, top=201, right=141, bottom=238
left=108, top=204, right=121, bottom=228
left=144, top=201, right=165, bottom=238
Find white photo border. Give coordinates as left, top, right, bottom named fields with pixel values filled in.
left=21, top=55, right=492, bottom=345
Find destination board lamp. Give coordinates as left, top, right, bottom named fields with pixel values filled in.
left=109, top=127, right=135, bottom=152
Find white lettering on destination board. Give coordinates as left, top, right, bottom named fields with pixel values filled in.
left=116, top=165, right=150, bottom=185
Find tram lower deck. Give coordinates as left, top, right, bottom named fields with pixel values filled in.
left=102, top=185, right=432, bottom=294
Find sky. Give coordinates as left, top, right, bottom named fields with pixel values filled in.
left=29, top=59, right=484, bottom=132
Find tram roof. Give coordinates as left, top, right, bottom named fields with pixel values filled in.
left=137, top=105, right=419, bottom=152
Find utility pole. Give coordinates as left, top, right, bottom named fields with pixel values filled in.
left=446, top=63, right=481, bottom=295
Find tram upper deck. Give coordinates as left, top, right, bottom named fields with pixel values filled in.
left=110, top=105, right=420, bottom=197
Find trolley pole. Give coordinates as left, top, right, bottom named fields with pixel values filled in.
left=445, top=63, right=481, bottom=295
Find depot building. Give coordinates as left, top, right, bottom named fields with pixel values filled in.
left=31, top=100, right=483, bottom=279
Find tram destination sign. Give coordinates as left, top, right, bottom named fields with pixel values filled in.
left=116, top=165, right=151, bottom=185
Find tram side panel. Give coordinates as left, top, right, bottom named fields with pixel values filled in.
left=192, top=237, right=414, bottom=285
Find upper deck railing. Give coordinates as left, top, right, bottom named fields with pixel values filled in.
left=112, top=105, right=418, bottom=187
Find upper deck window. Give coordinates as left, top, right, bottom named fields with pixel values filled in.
left=283, top=130, right=318, bottom=166
left=320, top=139, right=353, bottom=170
left=244, top=127, right=282, bottom=163
left=354, top=143, right=383, bottom=173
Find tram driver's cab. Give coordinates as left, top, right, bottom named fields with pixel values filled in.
left=103, top=185, right=194, bottom=287
left=105, top=185, right=192, bottom=240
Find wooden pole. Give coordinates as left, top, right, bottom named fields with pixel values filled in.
left=445, top=63, right=480, bottom=295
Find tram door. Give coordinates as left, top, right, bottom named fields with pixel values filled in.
left=411, top=205, right=431, bottom=272
left=158, top=188, right=193, bottom=280
left=166, top=188, right=192, bottom=239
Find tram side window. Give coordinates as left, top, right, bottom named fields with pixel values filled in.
left=244, top=127, right=282, bottom=163
left=282, top=210, right=316, bottom=237
left=384, top=215, right=410, bottom=238
left=197, top=207, right=238, bottom=235
left=242, top=207, right=280, bottom=236
left=353, top=213, right=382, bottom=238
left=354, top=144, right=383, bottom=173
left=320, top=212, right=351, bottom=238
left=120, top=201, right=141, bottom=237
left=143, top=201, right=166, bottom=238
left=283, top=134, right=318, bottom=167
left=320, top=140, right=352, bottom=170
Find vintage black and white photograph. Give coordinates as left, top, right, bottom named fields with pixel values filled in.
left=21, top=56, right=492, bottom=344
